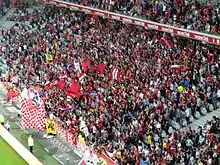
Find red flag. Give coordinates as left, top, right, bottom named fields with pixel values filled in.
left=81, top=59, right=91, bottom=71
left=66, top=79, right=82, bottom=98
left=7, top=90, right=18, bottom=102
left=56, top=80, right=65, bottom=90
left=67, top=79, right=79, bottom=92
left=21, top=99, right=46, bottom=131
left=92, top=63, right=106, bottom=73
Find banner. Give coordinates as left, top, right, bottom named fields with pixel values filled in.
left=53, top=117, right=116, bottom=164
left=42, top=0, right=220, bottom=45
left=45, top=119, right=57, bottom=135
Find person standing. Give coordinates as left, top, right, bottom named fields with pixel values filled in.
left=5, top=121, right=10, bottom=132
left=28, top=135, right=34, bottom=153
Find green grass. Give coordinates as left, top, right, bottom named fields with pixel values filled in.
left=0, top=136, right=28, bottom=165
left=6, top=119, right=61, bottom=165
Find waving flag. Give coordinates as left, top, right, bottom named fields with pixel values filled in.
left=67, top=79, right=82, bottom=98
left=45, top=119, right=56, bottom=135
left=29, top=86, right=44, bottom=106
left=111, top=68, right=121, bottom=80
left=56, top=80, right=65, bottom=90
left=45, top=53, right=53, bottom=61
left=81, top=59, right=91, bottom=71
left=92, top=63, right=106, bottom=73
left=21, top=99, right=46, bottom=131
left=7, top=90, right=18, bottom=103
left=78, top=73, right=86, bottom=82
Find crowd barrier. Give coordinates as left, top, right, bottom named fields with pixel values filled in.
left=42, top=0, right=220, bottom=45
left=0, top=81, right=116, bottom=164
left=53, top=115, right=116, bottom=165
left=0, top=124, right=43, bottom=165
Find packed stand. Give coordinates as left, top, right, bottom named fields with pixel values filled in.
left=6, top=1, right=29, bottom=22
left=0, top=4, right=220, bottom=164
left=64, top=0, right=220, bottom=34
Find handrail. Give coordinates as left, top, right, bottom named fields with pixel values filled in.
left=42, top=0, right=220, bottom=45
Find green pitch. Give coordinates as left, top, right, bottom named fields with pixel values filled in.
left=0, top=136, right=28, bottom=165
left=8, top=121, right=61, bottom=165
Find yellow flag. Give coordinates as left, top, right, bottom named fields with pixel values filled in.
left=45, top=53, right=53, bottom=61
left=78, top=134, right=85, bottom=144
left=45, top=119, right=56, bottom=134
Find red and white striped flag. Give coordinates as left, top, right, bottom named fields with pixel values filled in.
left=111, top=68, right=121, bottom=80
left=21, top=99, right=46, bottom=131
left=78, top=72, right=86, bottom=82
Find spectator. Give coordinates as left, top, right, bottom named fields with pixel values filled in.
left=0, top=4, right=219, bottom=164
left=28, top=135, right=34, bottom=153
left=64, top=0, right=220, bottom=34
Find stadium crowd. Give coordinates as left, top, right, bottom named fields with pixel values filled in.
left=0, top=3, right=220, bottom=165
left=64, top=0, right=220, bottom=34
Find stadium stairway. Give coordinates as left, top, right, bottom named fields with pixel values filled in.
left=170, top=105, right=220, bottom=130
left=0, top=7, right=16, bottom=30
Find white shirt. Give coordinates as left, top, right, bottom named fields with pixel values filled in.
left=217, top=89, right=220, bottom=98
left=5, top=122, right=10, bottom=130
left=197, top=98, right=202, bottom=107
left=185, top=108, right=191, bottom=117
left=28, top=137, right=34, bottom=147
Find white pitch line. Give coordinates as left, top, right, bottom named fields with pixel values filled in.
left=44, top=147, right=49, bottom=152
left=33, top=149, right=41, bottom=153
left=52, top=155, right=65, bottom=165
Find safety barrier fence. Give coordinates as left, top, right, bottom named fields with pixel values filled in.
left=42, top=0, right=220, bottom=45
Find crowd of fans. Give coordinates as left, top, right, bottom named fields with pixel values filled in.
left=64, top=0, right=220, bottom=34
left=0, top=3, right=220, bottom=165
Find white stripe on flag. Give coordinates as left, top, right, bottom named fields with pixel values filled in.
left=112, top=68, right=118, bottom=80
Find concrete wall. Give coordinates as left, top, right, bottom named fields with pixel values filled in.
left=0, top=124, right=43, bottom=165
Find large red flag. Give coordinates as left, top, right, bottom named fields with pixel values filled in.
left=92, top=63, right=106, bottom=73
left=7, top=90, right=18, bottom=102
left=56, top=80, right=66, bottom=90
left=81, top=59, right=91, bottom=71
left=67, top=79, right=79, bottom=92
left=66, top=79, right=82, bottom=98
left=21, top=99, right=46, bottom=131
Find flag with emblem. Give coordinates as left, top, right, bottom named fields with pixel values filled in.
left=45, top=119, right=56, bottom=135
left=45, top=53, right=53, bottom=61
